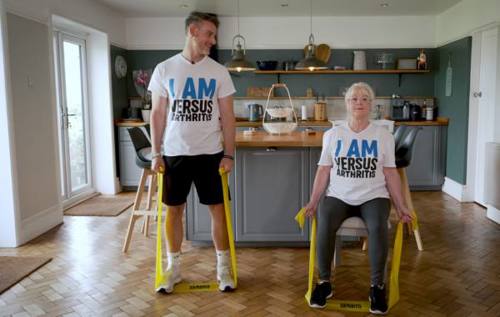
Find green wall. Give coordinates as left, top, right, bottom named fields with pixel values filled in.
left=221, top=48, right=436, bottom=97
left=434, top=37, right=472, bottom=184
left=124, top=48, right=435, bottom=98
left=111, top=43, right=473, bottom=185
left=110, top=45, right=128, bottom=119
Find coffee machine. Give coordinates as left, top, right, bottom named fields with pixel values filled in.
left=390, top=95, right=408, bottom=120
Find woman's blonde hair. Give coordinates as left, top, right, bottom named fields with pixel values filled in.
left=344, top=82, right=375, bottom=106
left=344, top=82, right=375, bottom=121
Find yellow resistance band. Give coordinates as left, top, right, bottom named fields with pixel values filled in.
left=155, top=168, right=238, bottom=293
left=295, top=208, right=405, bottom=312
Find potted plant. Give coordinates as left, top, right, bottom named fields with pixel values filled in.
left=134, top=69, right=152, bottom=122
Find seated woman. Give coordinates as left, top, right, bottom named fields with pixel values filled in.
left=303, top=82, right=412, bottom=315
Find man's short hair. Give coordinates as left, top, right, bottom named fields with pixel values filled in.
left=185, top=11, right=219, bottom=31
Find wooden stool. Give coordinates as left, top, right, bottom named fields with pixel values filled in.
left=122, top=167, right=158, bottom=252
left=394, top=126, right=424, bottom=251
left=397, top=168, right=423, bottom=251
left=121, top=127, right=164, bottom=253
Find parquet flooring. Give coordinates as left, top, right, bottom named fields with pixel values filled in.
left=1, top=191, right=499, bottom=316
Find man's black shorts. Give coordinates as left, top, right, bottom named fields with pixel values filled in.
left=162, top=151, right=225, bottom=206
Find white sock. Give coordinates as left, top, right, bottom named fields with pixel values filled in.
left=216, top=249, right=230, bottom=270
left=167, top=252, right=181, bottom=270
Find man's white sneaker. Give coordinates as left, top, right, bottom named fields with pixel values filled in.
left=217, top=266, right=235, bottom=292
left=155, top=267, right=181, bottom=293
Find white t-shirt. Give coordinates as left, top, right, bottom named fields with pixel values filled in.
left=318, top=122, right=396, bottom=205
left=148, top=54, right=236, bottom=156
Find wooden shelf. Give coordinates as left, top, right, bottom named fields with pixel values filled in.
left=253, top=69, right=430, bottom=74
left=248, top=69, right=430, bottom=86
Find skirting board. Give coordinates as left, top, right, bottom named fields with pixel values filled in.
left=21, top=204, right=63, bottom=246
left=442, top=177, right=472, bottom=202
left=487, top=205, right=500, bottom=224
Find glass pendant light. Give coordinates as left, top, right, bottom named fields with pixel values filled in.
left=295, top=0, right=327, bottom=71
left=225, top=0, right=255, bottom=72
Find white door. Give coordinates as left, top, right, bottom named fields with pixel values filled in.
left=54, top=32, right=93, bottom=205
left=472, top=27, right=498, bottom=205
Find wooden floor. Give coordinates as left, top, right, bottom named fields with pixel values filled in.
left=1, top=191, right=499, bottom=317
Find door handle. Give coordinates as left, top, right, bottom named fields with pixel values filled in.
left=473, top=91, right=482, bottom=98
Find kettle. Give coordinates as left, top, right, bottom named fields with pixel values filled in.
left=247, top=103, right=263, bottom=122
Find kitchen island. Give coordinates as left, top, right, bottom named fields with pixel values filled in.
left=186, top=120, right=448, bottom=245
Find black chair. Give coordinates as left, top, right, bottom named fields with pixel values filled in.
left=393, top=125, right=407, bottom=151
left=123, top=127, right=157, bottom=253
left=395, top=126, right=421, bottom=168
left=394, top=126, right=423, bottom=250
left=127, top=127, right=151, bottom=169
left=143, top=124, right=151, bottom=139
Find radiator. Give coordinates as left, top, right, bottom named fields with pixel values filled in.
left=485, top=142, right=500, bottom=210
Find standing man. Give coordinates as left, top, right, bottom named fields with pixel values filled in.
left=148, top=11, right=236, bottom=293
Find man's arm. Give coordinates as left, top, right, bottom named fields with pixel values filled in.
left=218, top=94, right=235, bottom=173
left=150, top=91, right=168, bottom=172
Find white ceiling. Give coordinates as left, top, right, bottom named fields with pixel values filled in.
left=94, top=0, right=462, bottom=18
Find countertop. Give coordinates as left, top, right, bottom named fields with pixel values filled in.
left=115, top=118, right=449, bottom=128
left=235, top=117, right=449, bottom=147
left=236, top=131, right=324, bottom=147
left=115, top=120, right=148, bottom=127
left=236, top=117, right=449, bottom=127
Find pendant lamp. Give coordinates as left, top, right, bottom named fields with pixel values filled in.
left=295, top=0, right=327, bottom=71
left=225, top=0, right=255, bottom=72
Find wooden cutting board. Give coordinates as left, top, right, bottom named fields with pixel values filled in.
left=316, top=44, right=331, bottom=64
left=303, top=43, right=331, bottom=64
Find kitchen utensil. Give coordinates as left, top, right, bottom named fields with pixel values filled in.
left=353, top=51, right=367, bottom=70
left=282, top=60, right=298, bottom=71
left=303, top=43, right=331, bottom=64
left=256, top=60, right=278, bottom=70
left=247, top=103, right=263, bottom=122
left=263, top=83, right=298, bottom=134
left=314, top=102, right=327, bottom=121
left=316, top=44, right=331, bottom=64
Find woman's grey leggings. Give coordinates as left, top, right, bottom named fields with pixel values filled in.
left=317, top=196, right=391, bottom=285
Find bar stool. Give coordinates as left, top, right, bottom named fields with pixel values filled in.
left=122, top=127, right=159, bottom=253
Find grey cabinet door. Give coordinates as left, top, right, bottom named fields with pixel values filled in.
left=118, top=127, right=149, bottom=187
left=118, top=127, right=142, bottom=186
left=186, top=171, right=236, bottom=242
left=235, top=147, right=309, bottom=241
left=405, top=126, right=446, bottom=190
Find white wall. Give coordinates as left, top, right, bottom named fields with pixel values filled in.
left=436, top=0, right=500, bottom=46
left=0, top=0, right=21, bottom=247
left=496, top=26, right=500, bottom=143
left=87, top=31, right=119, bottom=195
left=4, top=0, right=126, bottom=47
left=0, top=0, right=123, bottom=246
left=6, top=13, right=63, bottom=245
left=126, top=15, right=436, bottom=50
